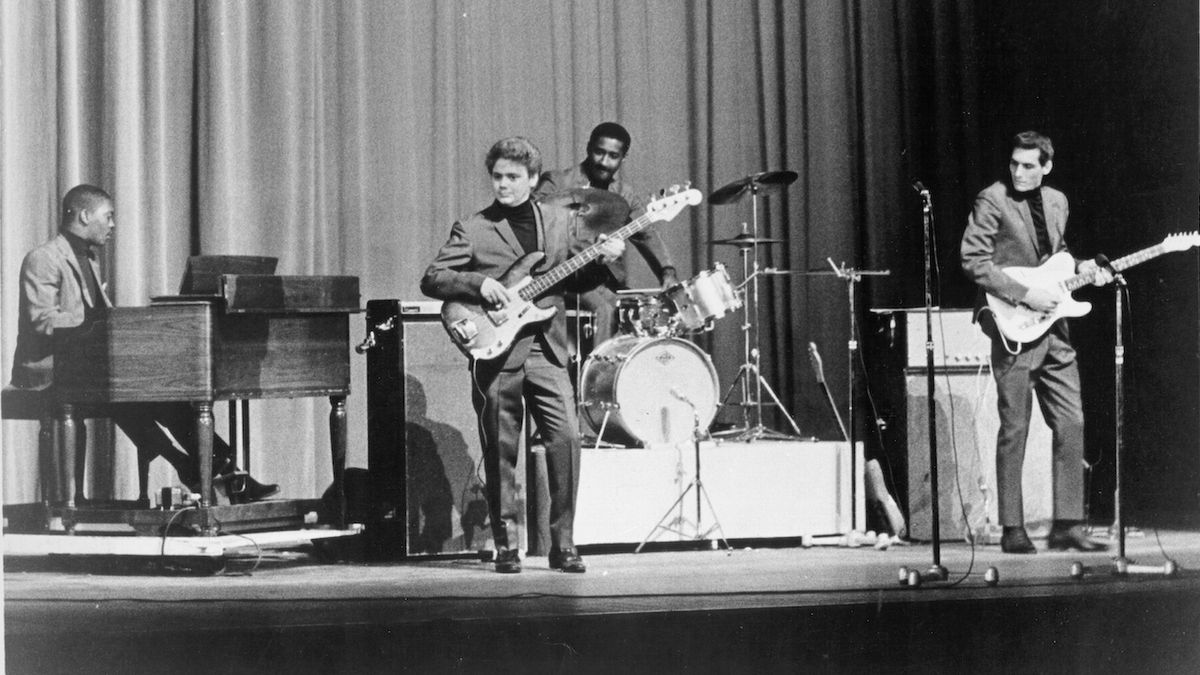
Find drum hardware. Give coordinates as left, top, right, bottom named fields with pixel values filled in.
left=541, top=187, right=631, bottom=233
left=708, top=170, right=806, bottom=441
left=634, top=387, right=730, bottom=553
left=708, top=170, right=798, bottom=205
left=821, top=257, right=890, bottom=534
left=709, top=233, right=785, bottom=247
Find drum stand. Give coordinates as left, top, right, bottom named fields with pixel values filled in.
left=635, top=392, right=730, bottom=553
left=713, top=193, right=805, bottom=441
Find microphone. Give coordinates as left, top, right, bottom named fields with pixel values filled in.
left=1095, top=253, right=1113, bottom=270
left=911, top=179, right=929, bottom=196
left=669, top=387, right=696, bottom=409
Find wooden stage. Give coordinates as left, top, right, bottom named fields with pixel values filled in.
left=6, top=527, right=1200, bottom=673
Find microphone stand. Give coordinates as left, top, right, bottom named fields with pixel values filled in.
left=635, top=390, right=730, bottom=553
left=898, top=184, right=952, bottom=586
left=1069, top=271, right=1179, bottom=579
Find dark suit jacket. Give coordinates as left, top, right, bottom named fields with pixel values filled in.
left=961, top=181, right=1070, bottom=311
left=535, top=163, right=676, bottom=285
left=12, top=234, right=110, bottom=389
left=420, top=199, right=606, bottom=370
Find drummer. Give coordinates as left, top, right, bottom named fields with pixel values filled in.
left=535, top=122, right=680, bottom=345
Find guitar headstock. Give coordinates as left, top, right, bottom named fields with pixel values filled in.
left=1162, top=231, right=1200, bottom=252
left=644, top=183, right=703, bottom=223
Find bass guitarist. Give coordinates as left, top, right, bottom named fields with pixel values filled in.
left=960, top=130, right=1110, bottom=554
left=420, top=137, right=624, bottom=574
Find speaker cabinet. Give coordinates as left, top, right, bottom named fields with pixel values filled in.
left=905, top=369, right=1053, bottom=541
left=365, top=299, right=524, bottom=558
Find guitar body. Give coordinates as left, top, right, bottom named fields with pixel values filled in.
left=440, top=252, right=558, bottom=360
left=986, top=251, right=1092, bottom=344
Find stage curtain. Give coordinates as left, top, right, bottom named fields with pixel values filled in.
left=0, top=0, right=977, bottom=504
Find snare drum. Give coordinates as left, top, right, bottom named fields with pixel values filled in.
left=665, top=264, right=742, bottom=331
left=616, top=294, right=674, bottom=337
left=580, top=336, right=719, bottom=446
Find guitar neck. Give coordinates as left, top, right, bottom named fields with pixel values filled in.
left=1062, top=242, right=1169, bottom=292
left=518, top=211, right=656, bottom=301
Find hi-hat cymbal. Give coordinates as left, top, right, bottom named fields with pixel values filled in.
left=710, top=170, right=798, bottom=205
left=541, top=187, right=631, bottom=233
left=710, top=232, right=784, bottom=247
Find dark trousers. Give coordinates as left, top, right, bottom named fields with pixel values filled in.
left=471, top=344, right=581, bottom=552
left=110, top=402, right=236, bottom=485
left=989, top=323, right=1086, bottom=526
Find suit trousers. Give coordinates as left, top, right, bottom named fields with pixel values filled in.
left=989, top=323, right=1086, bottom=526
left=471, top=342, right=581, bottom=552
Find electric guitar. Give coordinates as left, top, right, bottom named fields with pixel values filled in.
left=441, top=185, right=703, bottom=360
left=987, top=231, right=1200, bottom=345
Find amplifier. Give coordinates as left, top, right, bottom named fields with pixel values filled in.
left=870, top=308, right=990, bottom=371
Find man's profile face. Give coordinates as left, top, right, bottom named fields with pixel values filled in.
left=78, top=199, right=116, bottom=247
left=491, top=159, right=537, bottom=206
left=1009, top=147, right=1051, bottom=193
left=583, top=137, right=627, bottom=186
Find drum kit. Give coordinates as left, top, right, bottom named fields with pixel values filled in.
left=568, top=169, right=814, bottom=448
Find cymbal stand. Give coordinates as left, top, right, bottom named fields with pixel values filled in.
left=826, top=259, right=890, bottom=533
left=713, top=186, right=805, bottom=441
left=635, top=389, right=730, bottom=553
left=1069, top=272, right=1179, bottom=579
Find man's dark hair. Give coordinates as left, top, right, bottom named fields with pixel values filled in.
left=62, top=184, right=112, bottom=225
left=588, top=122, right=631, bottom=155
left=1012, top=131, right=1054, bottom=165
left=485, top=137, right=542, bottom=176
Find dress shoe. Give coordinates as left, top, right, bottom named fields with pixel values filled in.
left=1000, top=526, right=1037, bottom=554
left=1047, top=523, right=1108, bottom=552
left=549, top=548, right=587, bottom=573
left=494, top=549, right=522, bottom=574
left=229, top=473, right=280, bottom=503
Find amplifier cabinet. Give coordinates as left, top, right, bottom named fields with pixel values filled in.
left=364, top=299, right=524, bottom=558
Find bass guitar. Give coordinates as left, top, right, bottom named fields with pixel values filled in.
left=987, top=231, right=1200, bottom=345
left=442, top=185, right=703, bottom=360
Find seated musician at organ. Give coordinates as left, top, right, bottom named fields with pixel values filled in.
left=10, top=184, right=277, bottom=504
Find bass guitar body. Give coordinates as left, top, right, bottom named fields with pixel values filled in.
left=440, top=252, right=557, bottom=361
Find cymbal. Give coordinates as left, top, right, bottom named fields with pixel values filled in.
left=710, top=233, right=785, bottom=247
left=710, top=170, right=798, bottom=205
left=542, top=187, right=631, bottom=233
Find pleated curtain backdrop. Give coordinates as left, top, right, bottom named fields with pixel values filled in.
left=0, top=0, right=977, bottom=503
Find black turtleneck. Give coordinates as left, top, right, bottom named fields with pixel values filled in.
left=497, top=199, right=539, bottom=254
left=1016, top=187, right=1053, bottom=258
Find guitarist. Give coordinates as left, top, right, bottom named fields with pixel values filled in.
left=960, top=131, right=1110, bottom=554
left=420, top=137, right=625, bottom=574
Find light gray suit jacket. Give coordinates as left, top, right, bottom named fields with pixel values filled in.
left=11, top=234, right=110, bottom=389
left=961, top=181, right=1070, bottom=311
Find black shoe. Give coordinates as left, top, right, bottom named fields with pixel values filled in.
left=221, top=472, right=279, bottom=504
left=549, top=548, right=587, bottom=573
left=1000, top=526, right=1037, bottom=554
left=494, top=549, right=522, bottom=574
left=1047, top=523, right=1108, bottom=552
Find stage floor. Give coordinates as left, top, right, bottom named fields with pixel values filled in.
left=7, top=529, right=1200, bottom=673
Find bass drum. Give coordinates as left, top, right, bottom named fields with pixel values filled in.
left=580, top=336, right=719, bottom=446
